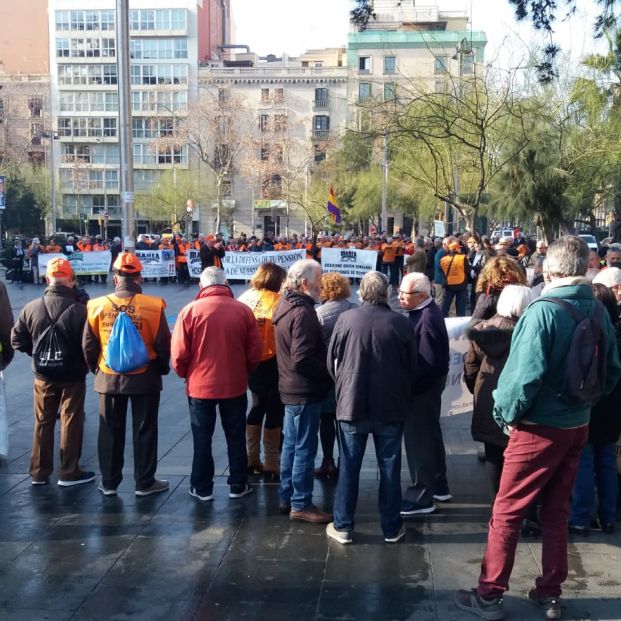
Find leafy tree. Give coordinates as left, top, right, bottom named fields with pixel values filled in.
left=2, top=166, right=46, bottom=235
left=350, top=0, right=376, bottom=31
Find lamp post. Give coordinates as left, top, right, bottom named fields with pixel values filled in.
left=41, top=130, right=58, bottom=236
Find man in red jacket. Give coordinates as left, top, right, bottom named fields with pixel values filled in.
left=171, top=266, right=262, bottom=501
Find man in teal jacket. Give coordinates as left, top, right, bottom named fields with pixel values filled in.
left=456, top=235, right=621, bottom=621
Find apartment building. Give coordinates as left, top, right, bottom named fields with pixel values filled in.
left=198, top=49, right=348, bottom=237
left=47, top=0, right=230, bottom=236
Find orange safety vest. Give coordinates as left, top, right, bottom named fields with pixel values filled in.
left=238, top=288, right=280, bottom=361
left=46, top=245, right=62, bottom=253
left=382, top=243, right=397, bottom=263
left=86, top=293, right=165, bottom=376
left=93, top=243, right=108, bottom=252
left=440, top=253, right=467, bottom=286
left=177, top=241, right=190, bottom=264
left=77, top=242, right=92, bottom=252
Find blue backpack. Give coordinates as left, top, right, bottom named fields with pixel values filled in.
left=105, top=296, right=149, bottom=373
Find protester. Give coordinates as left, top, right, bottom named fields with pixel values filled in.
left=471, top=256, right=527, bottom=321
left=200, top=235, right=226, bottom=270
left=238, top=262, right=287, bottom=478
left=326, top=271, right=417, bottom=544
left=315, top=272, right=358, bottom=479
left=11, top=258, right=93, bottom=486
left=569, top=283, right=621, bottom=535
left=172, top=267, right=262, bottom=500
left=272, top=259, right=333, bottom=524
left=0, top=281, right=14, bottom=372
left=405, top=238, right=427, bottom=274
left=11, top=239, right=25, bottom=283
left=28, top=238, right=44, bottom=285
left=456, top=235, right=621, bottom=621
left=605, top=242, right=621, bottom=268
left=83, top=253, right=171, bottom=497
left=440, top=240, right=470, bottom=317
left=463, top=285, right=534, bottom=503
left=398, top=272, right=451, bottom=514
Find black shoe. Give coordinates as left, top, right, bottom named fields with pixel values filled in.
left=400, top=500, right=436, bottom=516
left=528, top=588, right=562, bottom=620
left=601, top=522, right=615, bottom=534
left=455, top=588, right=505, bottom=620
left=229, top=483, right=253, bottom=498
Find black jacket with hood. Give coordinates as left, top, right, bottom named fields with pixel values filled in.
left=272, top=289, right=332, bottom=404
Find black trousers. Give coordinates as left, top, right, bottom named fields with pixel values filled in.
left=98, top=392, right=160, bottom=491
left=403, top=375, right=449, bottom=506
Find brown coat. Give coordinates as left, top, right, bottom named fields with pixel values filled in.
left=0, top=281, right=14, bottom=370
left=83, top=280, right=171, bottom=394
left=405, top=248, right=427, bottom=274
left=463, top=314, right=517, bottom=448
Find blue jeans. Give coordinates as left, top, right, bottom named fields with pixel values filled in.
left=188, top=394, right=248, bottom=495
left=570, top=442, right=618, bottom=527
left=279, top=402, right=322, bottom=511
left=442, top=284, right=468, bottom=317
left=334, top=420, right=403, bottom=538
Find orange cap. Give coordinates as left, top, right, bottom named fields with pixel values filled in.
left=113, top=252, right=143, bottom=274
left=46, top=257, right=73, bottom=279
left=448, top=241, right=461, bottom=252
left=205, top=235, right=216, bottom=241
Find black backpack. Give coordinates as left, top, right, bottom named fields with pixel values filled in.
left=534, top=297, right=608, bottom=405
left=32, top=300, right=73, bottom=379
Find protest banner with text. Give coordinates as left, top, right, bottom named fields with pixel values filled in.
left=39, top=251, right=111, bottom=276
left=320, top=248, right=378, bottom=278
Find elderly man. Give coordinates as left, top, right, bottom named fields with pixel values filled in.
left=326, top=271, right=417, bottom=544
left=172, top=267, right=262, bottom=500
left=272, top=259, right=333, bottom=523
left=405, top=238, right=427, bottom=274
left=83, top=253, right=171, bottom=497
left=456, top=236, right=621, bottom=621
left=12, top=258, right=93, bottom=486
left=200, top=235, right=226, bottom=270
left=398, top=272, right=451, bottom=515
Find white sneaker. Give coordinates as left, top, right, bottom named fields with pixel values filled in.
left=58, top=471, right=96, bottom=487
left=326, top=522, right=353, bottom=545
left=98, top=482, right=117, bottom=496
left=385, top=527, right=407, bottom=544
left=189, top=487, right=214, bottom=501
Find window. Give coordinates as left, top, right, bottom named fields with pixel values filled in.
left=314, top=144, right=326, bottom=163
left=85, top=11, right=99, bottom=30
left=101, top=38, right=115, bottom=57
left=103, top=65, right=117, bottom=85
left=260, top=145, right=269, bottom=161
left=358, top=56, right=371, bottom=73
left=274, top=114, right=287, bottom=132
left=315, top=87, right=329, bottom=101
left=384, top=56, right=396, bottom=74
left=218, top=88, right=228, bottom=104
left=222, top=180, right=232, bottom=199
left=103, top=118, right=117, bottom=137
left=86, top=38, right=101, bottom=57
left=130, top=38, right=187, bottom=60
left=56, top=38, right=70, bottom=57
left=100, top=10, right=115, bottom=30
left=358, top=82, right=372, bottom=102
left=31, top=123, right=43, bottom=145
left=313, top=115, right=330, bottom=131
left=214, top=144, right=230, bottom=169
left=130, top=9, right=186, bottom=31
left=30, top=98, right=43, bottom=118
left=261, top=88, right=270, bottom=103
left=58, top=118, right=71, bottom=136
left=274, top=88, right=284, bottom=103
left=63, top=144, right=91, bottom=163
left=262, top=175, right=282, bottom=199
left=71, top=11, right=85, bottom=31
left=56, top=11, right=70, bottom=31
left=157, top=146, right=186, bottom=165
left=273, top=144, right=283, bottom=163
left=434, top=56, right=448, bottom=74
left=384, top=82, right=397, bottom=101
left=259, top=114, right=269, bottom=132
left=461, top=53, right=474, bottom=75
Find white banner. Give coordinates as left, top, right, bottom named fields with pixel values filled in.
left=441, top=316, right=474, bottom=416
left=39, top=251, right=111, bottom=276
left=321, top=248, right=378, bottom=278
left=188, top=249, right=306, bottom=279
left=136, top=249, right=176, bottom=279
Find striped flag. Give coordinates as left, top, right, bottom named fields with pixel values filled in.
left=327, top=185, right=341, bottom=224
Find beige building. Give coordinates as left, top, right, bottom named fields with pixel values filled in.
left=198, top=48, right=348, bottom=237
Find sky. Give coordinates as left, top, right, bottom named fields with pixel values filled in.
left=230, top=0, right=605, bottom=67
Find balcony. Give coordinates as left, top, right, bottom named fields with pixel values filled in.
left=311, top=129, right=331, bottom=140
left=313, top=99, right=329, bottom=109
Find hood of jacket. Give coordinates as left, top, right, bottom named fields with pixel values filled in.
left=466, top=315, right=517, bottom=358
left=272, top=289, right=315, bottom=325
left=195, top=284, right=234, bottom=301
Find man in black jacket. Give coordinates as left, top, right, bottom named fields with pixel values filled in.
left=326, top=271, right=417, bottom=544
left=399, top=272, right=451, bottom=516
left=272, top=259, right=332, bottom=524
left=11, top=258, right=94, bottom=487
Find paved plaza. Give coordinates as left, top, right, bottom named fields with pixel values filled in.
left=0, top=280, right=620, bottom=621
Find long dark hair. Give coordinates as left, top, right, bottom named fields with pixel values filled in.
left=592, top=283, right=619, bottom=324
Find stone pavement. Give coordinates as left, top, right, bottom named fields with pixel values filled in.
left=0, top=279, right=620, bottom=621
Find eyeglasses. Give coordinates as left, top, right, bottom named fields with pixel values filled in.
left=398, top=290, right=418, bottom=295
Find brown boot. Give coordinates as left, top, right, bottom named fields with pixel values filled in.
left=262, top=427, right=281, bottom=477
left=246, top=424, right=263, bottom=474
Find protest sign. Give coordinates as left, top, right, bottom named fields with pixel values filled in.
left=320, top=248, right=378, bottom=278
left=188, top=249, right=305, bottom=280
left=441, top=316, right=474, bottom=416
left=136, top=250, right=176, bottom=279
left=39, top=251, right=111, bottom=276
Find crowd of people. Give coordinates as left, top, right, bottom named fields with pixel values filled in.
left=1, top=230, right=621, bottom=620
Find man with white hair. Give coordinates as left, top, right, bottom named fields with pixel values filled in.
left=272, top=259, right=333, bottom=523
left=456, top=236, right=621, bottom=620
left=12, top=258, right=94, bottom=486
left=398, top=272, right=451, bottom=515
left=326, top=271, right=417, bottom=544
left=171, top=267, right=262, bottom=501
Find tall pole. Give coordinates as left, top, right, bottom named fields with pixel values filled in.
left=49, top=134, right=57, bottom=234
left=116, top=0, right=135, bottom=250
left=381, top=130, right=388, bottom=234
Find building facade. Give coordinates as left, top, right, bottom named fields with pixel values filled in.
left=47, top=0, right=229, bottom=237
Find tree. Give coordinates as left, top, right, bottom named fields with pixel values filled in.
left=2, top=166, right=47, bottom=235
left=350, top=0, right=376, bottom=31
left=158, top=86, right=256, bottom=234
left=506, top=0, right=621, bottom=82
left=380, top=64, right=532, bottom=234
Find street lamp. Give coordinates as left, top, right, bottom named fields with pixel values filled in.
left=41, top=130, right=59, bottom=235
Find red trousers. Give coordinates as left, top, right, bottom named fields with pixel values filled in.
left=477, top=423, right=588, bottom=599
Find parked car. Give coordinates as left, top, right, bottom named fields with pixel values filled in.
left=578, top=234, right=599, bottom=251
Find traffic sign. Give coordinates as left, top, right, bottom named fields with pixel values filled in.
left=122, top=191, right=135, bottom=203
